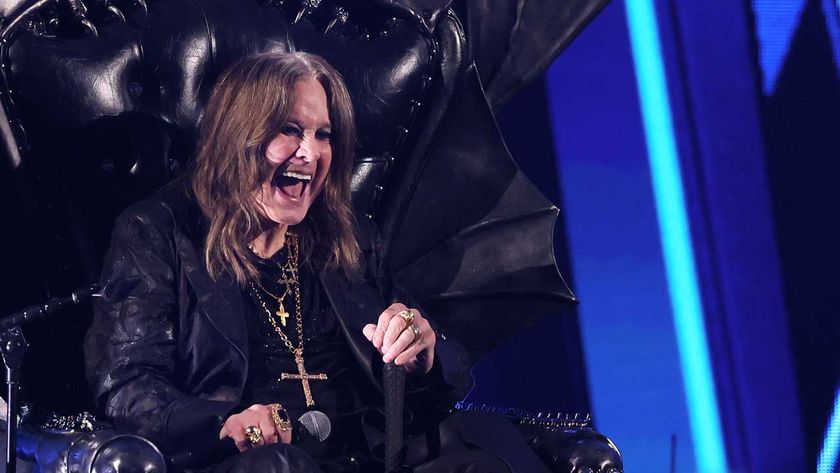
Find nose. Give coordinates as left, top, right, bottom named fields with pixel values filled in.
left=291, top=135, right=316, bottom=164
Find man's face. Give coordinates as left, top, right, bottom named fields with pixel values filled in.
left=257, top=78, right=333, bottom=226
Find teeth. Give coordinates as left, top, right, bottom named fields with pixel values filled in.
left=282, top=171, right=312, bottom=181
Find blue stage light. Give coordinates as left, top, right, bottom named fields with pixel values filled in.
left=753, top=0, right=840, bottom=94
left=818, top=386, right=840, bottom=473
left=822, top=0, right=840, bottom=74
left=753, top=0, right=806, bottom=94
left=624, top=2, right=728, bottom=472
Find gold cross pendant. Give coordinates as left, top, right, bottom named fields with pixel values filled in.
left=280, top=349, right=328, bottom=406
left=275, top=302, right=289, bottom=327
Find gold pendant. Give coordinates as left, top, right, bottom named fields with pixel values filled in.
left=280, top=349, right=328, bottom=407
left=276, top=302, right=289, bottom=327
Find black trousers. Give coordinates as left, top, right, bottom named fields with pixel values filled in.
left=212, top=411, right=551, bottom=473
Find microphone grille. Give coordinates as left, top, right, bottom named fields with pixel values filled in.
left=299, top=410, right=331, bottom=442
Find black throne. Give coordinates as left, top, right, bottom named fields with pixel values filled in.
left=0, top=0, right=619, bottom=471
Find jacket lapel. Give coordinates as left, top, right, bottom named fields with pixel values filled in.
left=164, top=183, right=249, bottom=368
left=320, top=267, right=386, bottom=390
left=177, top=234, right=249, bottom=366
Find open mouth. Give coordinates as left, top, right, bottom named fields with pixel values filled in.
left=272, top=169, right=312, bottom=200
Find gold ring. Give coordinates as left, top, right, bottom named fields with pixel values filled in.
left=245, top=425, right=263, bottom=447
left=270, top=403, right=293, bottom=432
left=398, top=310, right=415, bottom=325
left=407, top=323, right=420, bottom=337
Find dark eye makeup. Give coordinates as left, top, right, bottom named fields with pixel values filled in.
left=280, top=124, right=302, bottom=136
left=279, top=123, right=330, bottom=141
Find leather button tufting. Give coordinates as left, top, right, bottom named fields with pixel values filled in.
left=128, top=82, right=144, bottom=97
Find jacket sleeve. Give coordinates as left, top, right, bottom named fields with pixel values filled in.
left=84, top=204, right=237, bottom=461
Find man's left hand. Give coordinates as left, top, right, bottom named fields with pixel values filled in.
left=363, top=303, right=436, bottom=374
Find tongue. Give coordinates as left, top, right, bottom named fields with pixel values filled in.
left=278, top=180, right=304, bottom=199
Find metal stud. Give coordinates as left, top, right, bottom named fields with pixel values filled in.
left=294, top=0, right=321, bottom=24
left=408, top=99, right=420, bottom=116
left=81, top=18, right=98, bottom=36
left=135, top=0, right=148, bottom=15
left=324, top=6, right=348, bottom=35
left=394, top=127, right=409, bottom=151
left=420, top=75, right=432, bottom=91
left=108, top=5, right=126, bottom=21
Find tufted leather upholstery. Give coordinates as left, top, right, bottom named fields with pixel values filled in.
left=6, top=0, right=445, bottom=273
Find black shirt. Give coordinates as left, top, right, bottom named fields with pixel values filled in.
left=240, top=246, right=377, bottom=466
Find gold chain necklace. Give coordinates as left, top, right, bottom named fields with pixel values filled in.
left=249, top=235, right=300, bottom=326
left=253, top=280, right=292, bottom=327
left=248, top=234, right=327, bottom=406
left=249, top=234, right=303, bottom=350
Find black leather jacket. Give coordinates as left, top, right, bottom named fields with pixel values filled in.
left=84, top=181, right=473, bottom=465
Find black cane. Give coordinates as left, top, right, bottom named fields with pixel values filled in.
left=382, top=362, right=405, bottom=473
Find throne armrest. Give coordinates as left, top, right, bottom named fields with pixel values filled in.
left=8, top=420, right=167, bottom=473
left=454, top=402, right=623, bottom=473
left=524, top=427, right=623, bottom=473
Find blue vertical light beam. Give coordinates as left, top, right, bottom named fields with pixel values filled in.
left=817, top=387, right=840, bottom=473
left=624, top=2, right=728, bottom=472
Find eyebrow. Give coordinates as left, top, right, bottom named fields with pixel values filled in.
left=286, top=112, right=332, bottom=128
left=287, top=119, right=331, bottom=130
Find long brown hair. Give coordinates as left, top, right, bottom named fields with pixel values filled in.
left=190, top=51, right=359, bottom=285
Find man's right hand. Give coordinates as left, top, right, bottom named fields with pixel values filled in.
left=219, top=404, right=292, bottom=451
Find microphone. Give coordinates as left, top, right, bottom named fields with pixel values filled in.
left=293, top=410, right=331, bottom=443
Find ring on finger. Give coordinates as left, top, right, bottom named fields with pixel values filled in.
left=398, top=310, right=415, bottom=325
left=245, top=425, right=264, bottom=447
left=406, top=323, right=420, bottom=338
left=270, top=403, right=293, bottom=432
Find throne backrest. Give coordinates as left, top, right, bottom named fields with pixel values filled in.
left=0, top=0, right=465, bottom=413
left=7, top=0, right=443, bottom=270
